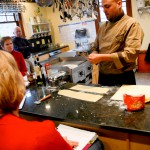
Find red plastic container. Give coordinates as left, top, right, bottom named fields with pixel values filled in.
left=44, top=63, right=50, bottom=75
left=123, top=94, right=145, bottom=111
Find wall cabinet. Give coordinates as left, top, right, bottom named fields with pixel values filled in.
left=100, top=130, right=150, bottom=150
left=100, top=135, right=129, bottom=150
left=129, top=134, right=150, bottom=150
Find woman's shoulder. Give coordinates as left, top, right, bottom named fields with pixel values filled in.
left=0, top=114, right=69, bottom=150
left=12, top=50, right=24, bottom=57
left=1, top=114, right=55, bottom=129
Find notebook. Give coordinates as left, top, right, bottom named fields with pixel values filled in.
left=57, top=124, right=98, bottom=150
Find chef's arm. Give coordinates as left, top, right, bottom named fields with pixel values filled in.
left=91, top=50, right=98, bottom=54
left=88, top=53, right=112, bottom=64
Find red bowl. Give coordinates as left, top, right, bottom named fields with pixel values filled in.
left=123, top=94, right=145, bottom=111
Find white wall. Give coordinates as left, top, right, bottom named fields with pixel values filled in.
left=21, top=3, right=49, bottom=38
left=45, top=7, right=96, bottom=48
left=21, top=0, right=150, bottom=50
left=21, top=2, right=97, bottom=49
left=131, top=0, right=150, bottom=50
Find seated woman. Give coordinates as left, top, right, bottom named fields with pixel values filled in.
left=0, top=36, right=27, bottom=76
left=0, top=51, right=78, bottom=150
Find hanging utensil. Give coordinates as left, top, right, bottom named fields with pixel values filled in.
left=55, top=0, right=58, bottom=8
left=67, top=6, right=72, bottom=20
left=53, top=1, right=55, bottom=12
left=35, top=0, right=53, bottom=7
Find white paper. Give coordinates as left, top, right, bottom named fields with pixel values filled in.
left=58, top=20, right=96, bottom=47
left=58, top=90, right=103, bottom=102
left=19, top=94, right=26, bottom=109
left=70, top=84, right=109, bottom=94
left=57, top=124, right=97, bottom=150
left=23, top=75, right=30, bottom=87
left=111, top=85, right=150, bottom=101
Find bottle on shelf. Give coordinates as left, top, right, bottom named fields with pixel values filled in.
left=36, top=75, right=43, bottom=87
left=29, top=54, right=35, bottom=68
left=27, top=71, right=35, bottom=84
left=33, top=56, right=47, bottom=87
left=36, top=26, right=40, bottom=33
left=34, top=54, right=39, bottom=62
left=34, top=59, right=43, bottom=87
left=40, top=64, right=47, bottom=87
left=44, top=63, right=51, bottom=75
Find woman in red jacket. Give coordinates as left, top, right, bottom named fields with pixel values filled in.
left=0, top=51, right=78, bottom=150
left=0, top=36, right=27, bottom=76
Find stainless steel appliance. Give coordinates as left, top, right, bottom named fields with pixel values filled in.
left=48, top=70, right=66, bottom=87
left=49, top=51, right=92, bottom=84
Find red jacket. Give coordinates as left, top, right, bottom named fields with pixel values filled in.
left=0, top=114, right=73, bottom=150
left=11, top=50, right=27, bottom=76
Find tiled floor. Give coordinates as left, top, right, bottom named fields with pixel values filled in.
left=135, top=72, right=150, bottom=85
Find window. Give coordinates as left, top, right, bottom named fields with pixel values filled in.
left=0, top=13, right=19, bottom=37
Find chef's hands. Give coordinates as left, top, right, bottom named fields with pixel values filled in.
left=63, top=136, right=79, bottom=148
left=87, top=53, right=101, bottom=64
left=87, top=53, right=112, bottom=64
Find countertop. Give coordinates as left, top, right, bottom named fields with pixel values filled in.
left=20, top=83, right=150, bottom=135
left=31, top=45, right=69, bottom=56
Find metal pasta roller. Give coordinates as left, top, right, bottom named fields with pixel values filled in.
left=48, top=70, right=66, bottom=88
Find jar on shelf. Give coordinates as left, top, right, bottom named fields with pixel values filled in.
left=33, top=17, right=37, bottom=24
left=30, top=17, right=34, bottom=24
left=33, top=26, right=37, bottom=33
left=36, top=16, right=41, bottom=23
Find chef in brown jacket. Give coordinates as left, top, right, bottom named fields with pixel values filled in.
left=88, top=0, right=144, bottom=86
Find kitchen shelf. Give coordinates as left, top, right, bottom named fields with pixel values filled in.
left=137, top=6, right=150, bottom=14
left=29, top=22, right=51, bottom=37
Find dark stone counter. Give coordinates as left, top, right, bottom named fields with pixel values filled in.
left=31, top=45, right=69, bottom=56
left=20, top=83, right=150, bottom=135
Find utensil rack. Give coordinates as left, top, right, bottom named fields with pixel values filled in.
left=0, top=0, right=35, bottom=13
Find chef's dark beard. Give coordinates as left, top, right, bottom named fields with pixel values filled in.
left=107, top=11, right=124, bottom=22
left=108, top=17, right=116, bottom=22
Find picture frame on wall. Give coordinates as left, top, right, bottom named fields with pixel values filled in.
left=136, top=0, right=145, bottom=8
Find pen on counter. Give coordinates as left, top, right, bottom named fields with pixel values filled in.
left=40, top=94, right=51, bottom=101
left=34, top=94, right=51, bottom=104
